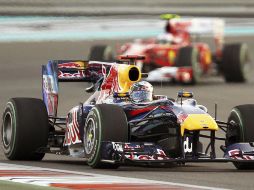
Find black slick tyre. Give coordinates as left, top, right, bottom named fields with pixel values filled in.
left=84, top=104, right=128, bottom=169
left=226, top=104, right=254, bottom=169
left=175, top=46, right=200, bottom=84
left=141, top=63, right=153, bottom=73
left=1, top=98, right=49, bottom=160
left=89, top=45, right=114, bottom=61
left=221, top=43, right=249, bottom=82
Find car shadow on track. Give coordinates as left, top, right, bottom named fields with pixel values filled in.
left=3, top=159, right=253, bottom=173
left=38, top=160, right=254, bottom=173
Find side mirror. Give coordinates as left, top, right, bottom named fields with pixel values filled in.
left=177, top=91, right=193, bottom=98
left=113, top=92, right=129, bottom=98
left=141, top=73, right=149, bottom=78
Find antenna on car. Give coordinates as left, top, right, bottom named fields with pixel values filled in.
left=177, top=90, right=193, bottom=107
left=181, top=89, right=184, bottom=106
left=214, top=103, right=217, bottom=120
left=176, top=89, right=184, bottom=106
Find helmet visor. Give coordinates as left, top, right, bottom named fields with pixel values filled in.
left=130, top=90, right=153, bottom=103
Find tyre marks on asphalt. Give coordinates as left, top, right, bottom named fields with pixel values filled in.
left=0, top=163, right=230, bottom=190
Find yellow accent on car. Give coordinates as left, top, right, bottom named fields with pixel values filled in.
left=117, top=93, right=128, bottom=97
left=182, top=92, right=192, bottom=97
left=204, top=51, right=212, bottom=65
left=180, top=114, right=218, bottom=136
left=118, top=64, right=141, bottom=93
left=160, top=14, right=181, bottom=20
left=88, top=133, right=93, bottom=140
left=75, top=61, right=87, bottom=69
left=168, top=50, right=176, bottom=64
left=177, top=91, right=193, bottom=98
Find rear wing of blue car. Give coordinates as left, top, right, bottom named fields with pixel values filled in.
left=42, top=60, right=103, bottom=117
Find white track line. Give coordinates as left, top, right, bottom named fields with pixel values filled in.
left=0, top=162, right=230, bottom=190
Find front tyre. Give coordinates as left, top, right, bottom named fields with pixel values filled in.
left=226, top=104, right=254, bottom=169
left=84, top=104, right=128, bottom=168
left=2, top=98, right=49, bottom=160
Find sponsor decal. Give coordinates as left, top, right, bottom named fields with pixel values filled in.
left=111, top=142, right=169, bottom=161
left=58, top=62, right=85, bottom=69
left=124, top=147, right=169, bottom=160
left=125, top=153, right=169, bottom=161
left=228, top=149, right=254, bottom=160
left=184, top=137, right=193, bottom=153
left=112, top=142, right=123, bottom=152
left=177, top=112, right=188, bottom=123
left=124, top=143, right=141, bottom=150
left=64, top=109, right=82, bottom=146
left=42, top=75, right=58, bottom=116
left=97, top=65, right=120, bottom=103
left=58, top=70, right=86, bottom=79
left=43, top=75, right=57, bottom=94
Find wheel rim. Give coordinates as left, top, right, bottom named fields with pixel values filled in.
left=84, top=118, right=96, bottom=154
left=230, top=109, right=245, bottom=141
left=2, top=112, right=12, bottom=147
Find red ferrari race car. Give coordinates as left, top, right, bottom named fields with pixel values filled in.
left=89, top=14, right=249, bottom=84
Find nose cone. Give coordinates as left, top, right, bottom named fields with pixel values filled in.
left=180, top=114, right=218, bottom=136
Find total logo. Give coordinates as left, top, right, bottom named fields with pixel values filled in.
left=112, top=142, right=123, bottom=152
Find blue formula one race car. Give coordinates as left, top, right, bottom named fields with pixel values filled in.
left=2, top=55, right=254, bottom=169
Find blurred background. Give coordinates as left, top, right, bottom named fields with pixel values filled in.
left=0, top=0, right=253, bottom=17
left=0, top=0, right=254, bottom=112
left=0, top=0, right=254, bottom=118
left=0, top=0, right=254, bottom=119
left=0, top=1, right=254, bottom=189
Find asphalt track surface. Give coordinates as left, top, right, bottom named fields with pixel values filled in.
left=0, top=36, right=254, bottom=190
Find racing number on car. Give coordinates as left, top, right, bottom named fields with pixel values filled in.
left=184, top=137, right=193, bottom=153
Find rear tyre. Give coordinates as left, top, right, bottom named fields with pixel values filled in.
left=89, top=45, right=114, bottom=61
left=84, top=104, right=128, bottom=168
left=140, top=63, right=157, bottom=73
left=1, top=98, right=49, bottom=160
left=226, top=104, right=254, bottom=169
left=175, top=46, right=200, bottom=84
left=221, top=43, right=249, bottom=82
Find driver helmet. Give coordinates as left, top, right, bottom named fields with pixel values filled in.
left=129, top=81, right=153, bottom=103
left=165, top=20, right=172, bottom=33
